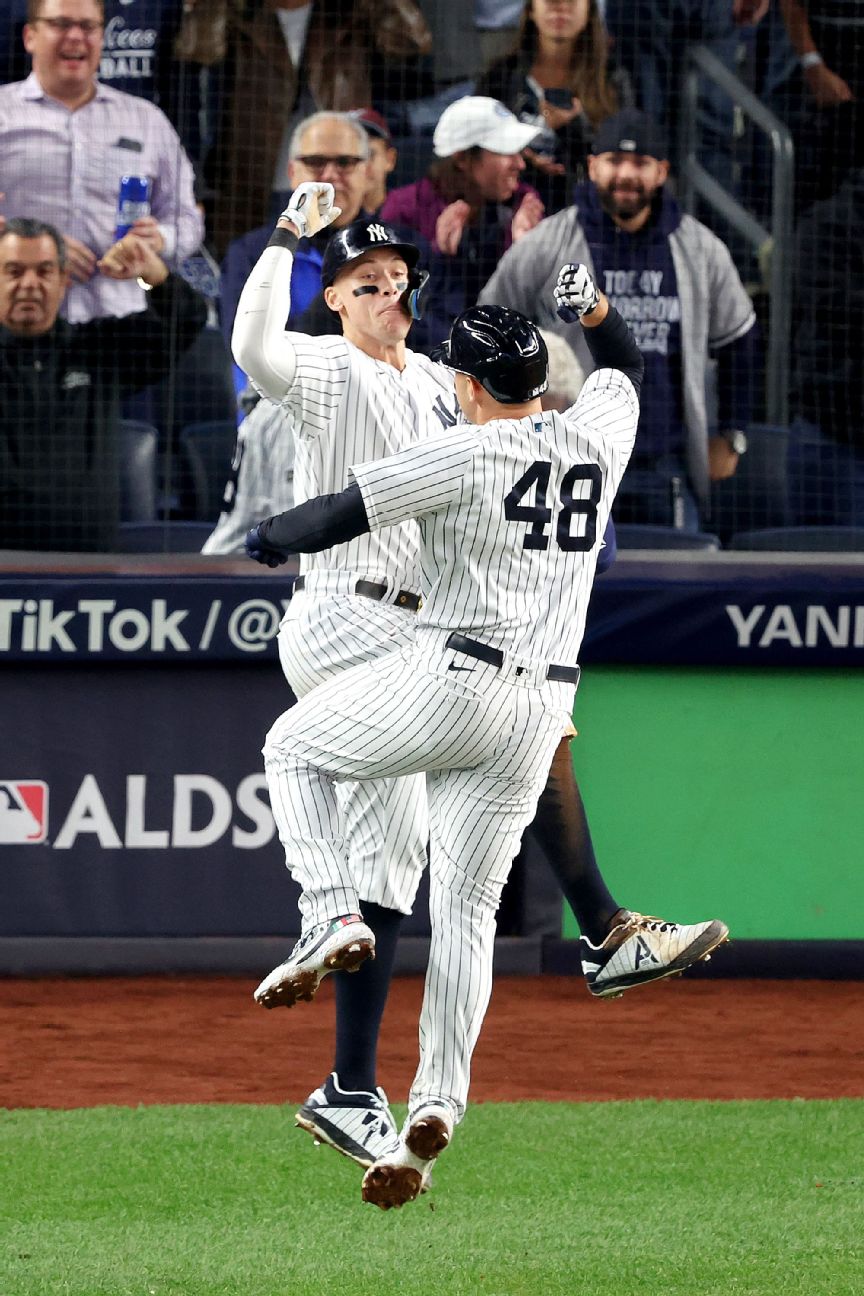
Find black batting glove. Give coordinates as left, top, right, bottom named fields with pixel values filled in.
left=245, top=524, right=289, bottom=567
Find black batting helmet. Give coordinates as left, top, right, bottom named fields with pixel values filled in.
left=440, top=305, right=548, bottom=403
left=321, top=217, right=428, bottom=318
left=321, top=217, right=419, bottom=288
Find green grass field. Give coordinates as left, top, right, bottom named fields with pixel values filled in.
left=2, top=1100, right=862, bottom=1296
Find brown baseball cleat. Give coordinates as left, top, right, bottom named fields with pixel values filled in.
left=362, top=1102, right=454, bottom=1211
left=362, top=1162, right=425, bottom=1211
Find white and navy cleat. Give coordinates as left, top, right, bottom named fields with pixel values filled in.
left=295, top=1072, right=399, bottom=1168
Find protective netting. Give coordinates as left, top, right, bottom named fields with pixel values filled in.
left=1, top=0, right=862, bottom=554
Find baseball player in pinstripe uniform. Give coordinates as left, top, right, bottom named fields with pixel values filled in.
left=233, top=184, right=727, bottom=1177
left=243, top=273, right=651, bottom=1208
left=202, top=397, right=294, bottom=555
left=232, top=186, right=462, bottom=1168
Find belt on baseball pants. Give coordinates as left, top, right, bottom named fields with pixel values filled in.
left=445, top=633, right=581, bottom=685
left=292, top=574, right=421, bottom=612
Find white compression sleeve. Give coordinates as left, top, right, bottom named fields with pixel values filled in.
left=231, top=242, right=298, bottom=400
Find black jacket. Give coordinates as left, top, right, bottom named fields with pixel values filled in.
left=0, top=275, right=207, bottom=551
left=793, top=169, right=864, bottom=447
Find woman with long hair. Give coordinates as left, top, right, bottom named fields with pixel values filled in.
left=476, top=0, right=631, bottom=211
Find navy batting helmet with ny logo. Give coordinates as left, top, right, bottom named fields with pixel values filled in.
left=321, top=218, right=429, bottom=318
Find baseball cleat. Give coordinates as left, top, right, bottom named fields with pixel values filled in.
left=253, top=915, right=375, bottom=1008
left=362, top=1102, right=454, bottom=1211
left=295, top=1072, right=399, bottom=1168
left=579, top=912, right=729, bottom=999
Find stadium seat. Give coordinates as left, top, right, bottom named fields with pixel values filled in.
left=171, top=328, right=240, bottom=432
left=122, top=326, right=237, bottom=446
left=786, top=419, right=864, bottom=528
left=119, top=419, right=159, bottom=522
left=614, top=524, right=722, bottom=551
left=179, top=420, right=239, bottom=521
left=709, top=423, right=791, bottom=543
left=115, top=521, right=215, bottom=553
left=729, top=527, right=864, bottom=552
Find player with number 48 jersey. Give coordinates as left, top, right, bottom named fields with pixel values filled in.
left=235, top=184, right=729, bottom=1197
left=246, top=271, right=646, bottom=1208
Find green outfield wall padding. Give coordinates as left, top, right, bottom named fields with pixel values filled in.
left=563, top=667, right=864, bottom=941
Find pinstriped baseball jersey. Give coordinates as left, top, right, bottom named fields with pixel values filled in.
left=350, top=367, right=638, bottom=664
left=261, top=340, right=640, bottom=1122
left=202, top=398, right=294, bottom=555
left=282, top=335, right=459, bottom=591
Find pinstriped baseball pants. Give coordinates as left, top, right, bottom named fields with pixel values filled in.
left=277, top=590, right=427, bottom=916
left=263, top=631, right=573, bottom=1121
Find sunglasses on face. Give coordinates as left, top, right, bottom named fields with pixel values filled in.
left=295, top=155, right=365, bottom=174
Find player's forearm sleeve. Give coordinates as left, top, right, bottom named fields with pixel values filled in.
left=257, top=482, right=370, bottom=552
left=231, top=238, right=299, bottom=399
left=596, top=517, right=617, bottom=574
left=583, top=306, right=645, bottom=396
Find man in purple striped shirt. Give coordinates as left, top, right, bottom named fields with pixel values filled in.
left=0, top=0, right=202, bottom=323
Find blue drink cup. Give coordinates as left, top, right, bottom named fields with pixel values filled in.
left=115, top=175, right=152, bottom=239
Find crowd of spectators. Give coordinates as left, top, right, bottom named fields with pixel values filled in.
left=1, top=0, right=863, bottom=552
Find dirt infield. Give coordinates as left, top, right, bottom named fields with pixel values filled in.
left=2, top=975, right=862, bottom=1109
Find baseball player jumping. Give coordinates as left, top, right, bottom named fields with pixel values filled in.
left=244, top=273, right=655, bottom=1208
left=232, top=183, right=728, bottom=1177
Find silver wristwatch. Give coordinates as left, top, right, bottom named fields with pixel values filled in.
left=722, top=429, right=748, bottom=455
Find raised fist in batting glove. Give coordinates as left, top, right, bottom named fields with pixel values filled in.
left=554, top=263, right=601, bottom=322
left=245, top=524, right=289, bottom=568
left=279, top=182, right=341, bottom=239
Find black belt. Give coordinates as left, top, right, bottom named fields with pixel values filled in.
left=445, top=633, right=581, bottom=686
left=292, top=575, right=421, bottom=612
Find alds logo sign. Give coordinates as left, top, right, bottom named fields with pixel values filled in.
left=0, top=775, right=274, bottom=850
left=0, top=780, right=49, bottom=843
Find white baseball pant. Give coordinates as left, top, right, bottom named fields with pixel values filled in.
left=277, top=574, right=427, bottom=915
left=263, top=628, right=574, bottom=1121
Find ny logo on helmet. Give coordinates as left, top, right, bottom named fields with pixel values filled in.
left=366, top=223, right=389, bottom=242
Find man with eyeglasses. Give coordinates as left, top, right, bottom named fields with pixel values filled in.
left=219, top=112, right=371, bottom=365
left=0, top=0, right=202, bottom=323
left=222, top=110, right=462, bottom=368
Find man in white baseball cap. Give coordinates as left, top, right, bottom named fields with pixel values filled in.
left=380, top=96, right=544, bottom=310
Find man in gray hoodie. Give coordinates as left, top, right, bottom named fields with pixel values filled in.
left=480, top=109, right=759, bottom=532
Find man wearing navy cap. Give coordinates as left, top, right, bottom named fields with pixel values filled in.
left=481, top=108, right=760, bottom=531
left=347, top=109, right=398, bottom=214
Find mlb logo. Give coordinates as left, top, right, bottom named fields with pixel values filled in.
left=0, top=780, right=49, bottom=843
